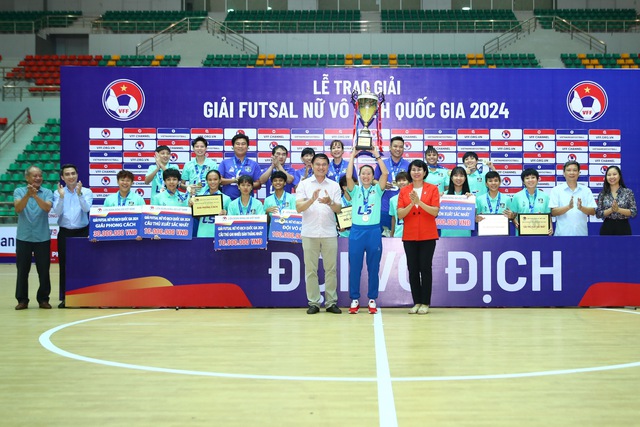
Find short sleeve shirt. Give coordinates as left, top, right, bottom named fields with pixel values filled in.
left=263, top=192, right=297, bottom=217
left=549, top=182, right=595, bottom=236
left=153, top=190, right=189, bottom=207
left=425, top=167, right=449, bottom=193
left=181, top=159, right=218, bottom=187
left=218, top=157, right=262, bottom=200
left=147, top=163, right=180, bottom=199
left=389, top=194, right=404, bottom=238
left=295, top=176, right=341, bottom=238
left=103, top=191, right=146, bottom=207
left=14, top=186, right=53, bottom=242
left=347, top=183, right=384, bottom=226
left=510, top=188, right=550, bottom=214
left=476, top=192, right=510, bottom=215
left=468, top=167, right=489, bottom=196
left=375, top=157, right=410, bottom=213
left=227, top=197, right=265, bottom=216
left=196, top=191, right=231, bottom=238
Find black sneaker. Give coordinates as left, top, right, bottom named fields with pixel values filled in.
left=325, top=305, right=342, bottom=314
left=58, top=301, right=65, bottom=309
left=306, top=305, right=320, bottom=314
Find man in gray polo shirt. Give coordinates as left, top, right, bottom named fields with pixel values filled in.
left=13, top=166, right=54, bottom=310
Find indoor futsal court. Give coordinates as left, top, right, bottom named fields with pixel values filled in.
left=2, top=263, right=639, bottom=426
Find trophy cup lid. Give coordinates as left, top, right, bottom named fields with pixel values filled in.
left=357, top=91, right=378, bottom=101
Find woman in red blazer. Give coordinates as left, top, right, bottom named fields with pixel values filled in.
left=397, top=159, right=440, bottom=315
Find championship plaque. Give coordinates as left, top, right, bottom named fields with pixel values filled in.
left=518, top=213, right=551, bottom=236
left=351, top=89, right=384, bottom=150
left=336, top=206, right=353, bottom=231
left=477, top=214, right=509, bottom=236
left=191, top=194, right=223, bottom=217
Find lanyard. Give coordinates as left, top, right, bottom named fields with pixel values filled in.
left=486, top=193, right=502, bottom=214
left=193, top=162, right=208, bottom=185
left=155, top=167, right=164, bottom=192
left=239, top=197, right=253, bottom=215
left=234, top=157, right=248, bottom=177
left=117, top=192, right=130, bottom=206
left=526, top=189, right=538, bottom=213
left=389, top=158, right=402, bottom=180
left=274, top=193, right=287, bottom=211
left=166, top=189, right=188, bottom=203
left=360, top=184, right=372, bottom=209
left=330, top=160, right=345, bottom=178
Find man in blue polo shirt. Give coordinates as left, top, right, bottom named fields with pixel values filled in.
left=374, top=136, right=410, bottom=236
left=13, top=166, right=54, bottom=310
left=218, top=133, right=262, bottom=200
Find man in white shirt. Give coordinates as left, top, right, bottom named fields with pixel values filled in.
left=549, top=161, right=596, bottom=236
left=52, top=164, right=93, bottom=307
left=296, top=154, right=343, bottom=314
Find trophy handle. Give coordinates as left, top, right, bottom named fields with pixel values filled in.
left=350, top=90, right=359, bottom=106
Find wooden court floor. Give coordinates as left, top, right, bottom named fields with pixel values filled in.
left=1, top=263, right=639, bottom=427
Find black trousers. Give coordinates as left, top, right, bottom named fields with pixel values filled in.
left=600, top=219, right=632, bottom=235
left=57, top=226, right=89, bottom=300
left=402, top=239, right=437, bottom=305
left=15, top=239, right=51, bottom=304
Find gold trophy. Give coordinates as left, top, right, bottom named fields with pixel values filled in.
left=351, top=89, right=384, bottom=150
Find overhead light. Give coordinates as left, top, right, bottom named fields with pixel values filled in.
left=462, top=6, right=471, bottom=10
left=267, top=6, right=272, bottom=10
left=227, top=8, right=234, bottom=12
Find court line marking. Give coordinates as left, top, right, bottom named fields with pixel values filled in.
left=39, top=307, right=640, bottom=383
left=374, top=310, right=398, bottom=427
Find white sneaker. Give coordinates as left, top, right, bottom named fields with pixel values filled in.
left=409, top=304, right=421, bottom=314
left=349, top=299, right=359, bottom=314
left=418, top=305, right=429, bottom=314
left=368, top=299, right=377, bottom=314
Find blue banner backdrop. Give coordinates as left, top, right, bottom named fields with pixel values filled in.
left=61, top=67, right=639, bottom=235
left=66, top=237, right=640, bottom=308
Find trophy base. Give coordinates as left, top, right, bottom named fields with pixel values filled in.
left=355, top=135, right=373, bottom=151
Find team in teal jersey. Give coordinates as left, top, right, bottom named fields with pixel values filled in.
left=475, top=171, right=510, bottom=216
left=463, top=151, right=496, bottom=196
left=153, top=169, right=190, bottom=207
left=191, top=170, right=231, bottom=238
left=144, top=145, right=180, bottom=205
left=389, top=171, right=410, bottom=238
left=103, top=169, right=146, bottom=207
left=346, top=149, right=389, bottom=315
left=227, top=175, right=265, bottom=216
left=181, top=136, right=218, bottom=194
left=337, top=175, right=353, bottom=238
left=424, top=145, right=449, bottom=194
left=504, top=168, right=552, bottom=236
left=263, top=171, right=297, bottom=218
left=439, top=166, right=474, bottom=237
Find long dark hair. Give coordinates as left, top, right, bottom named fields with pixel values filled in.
left=602, top=166, right=627, bottom=195
left=447, top=166, right=470, bottom=195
